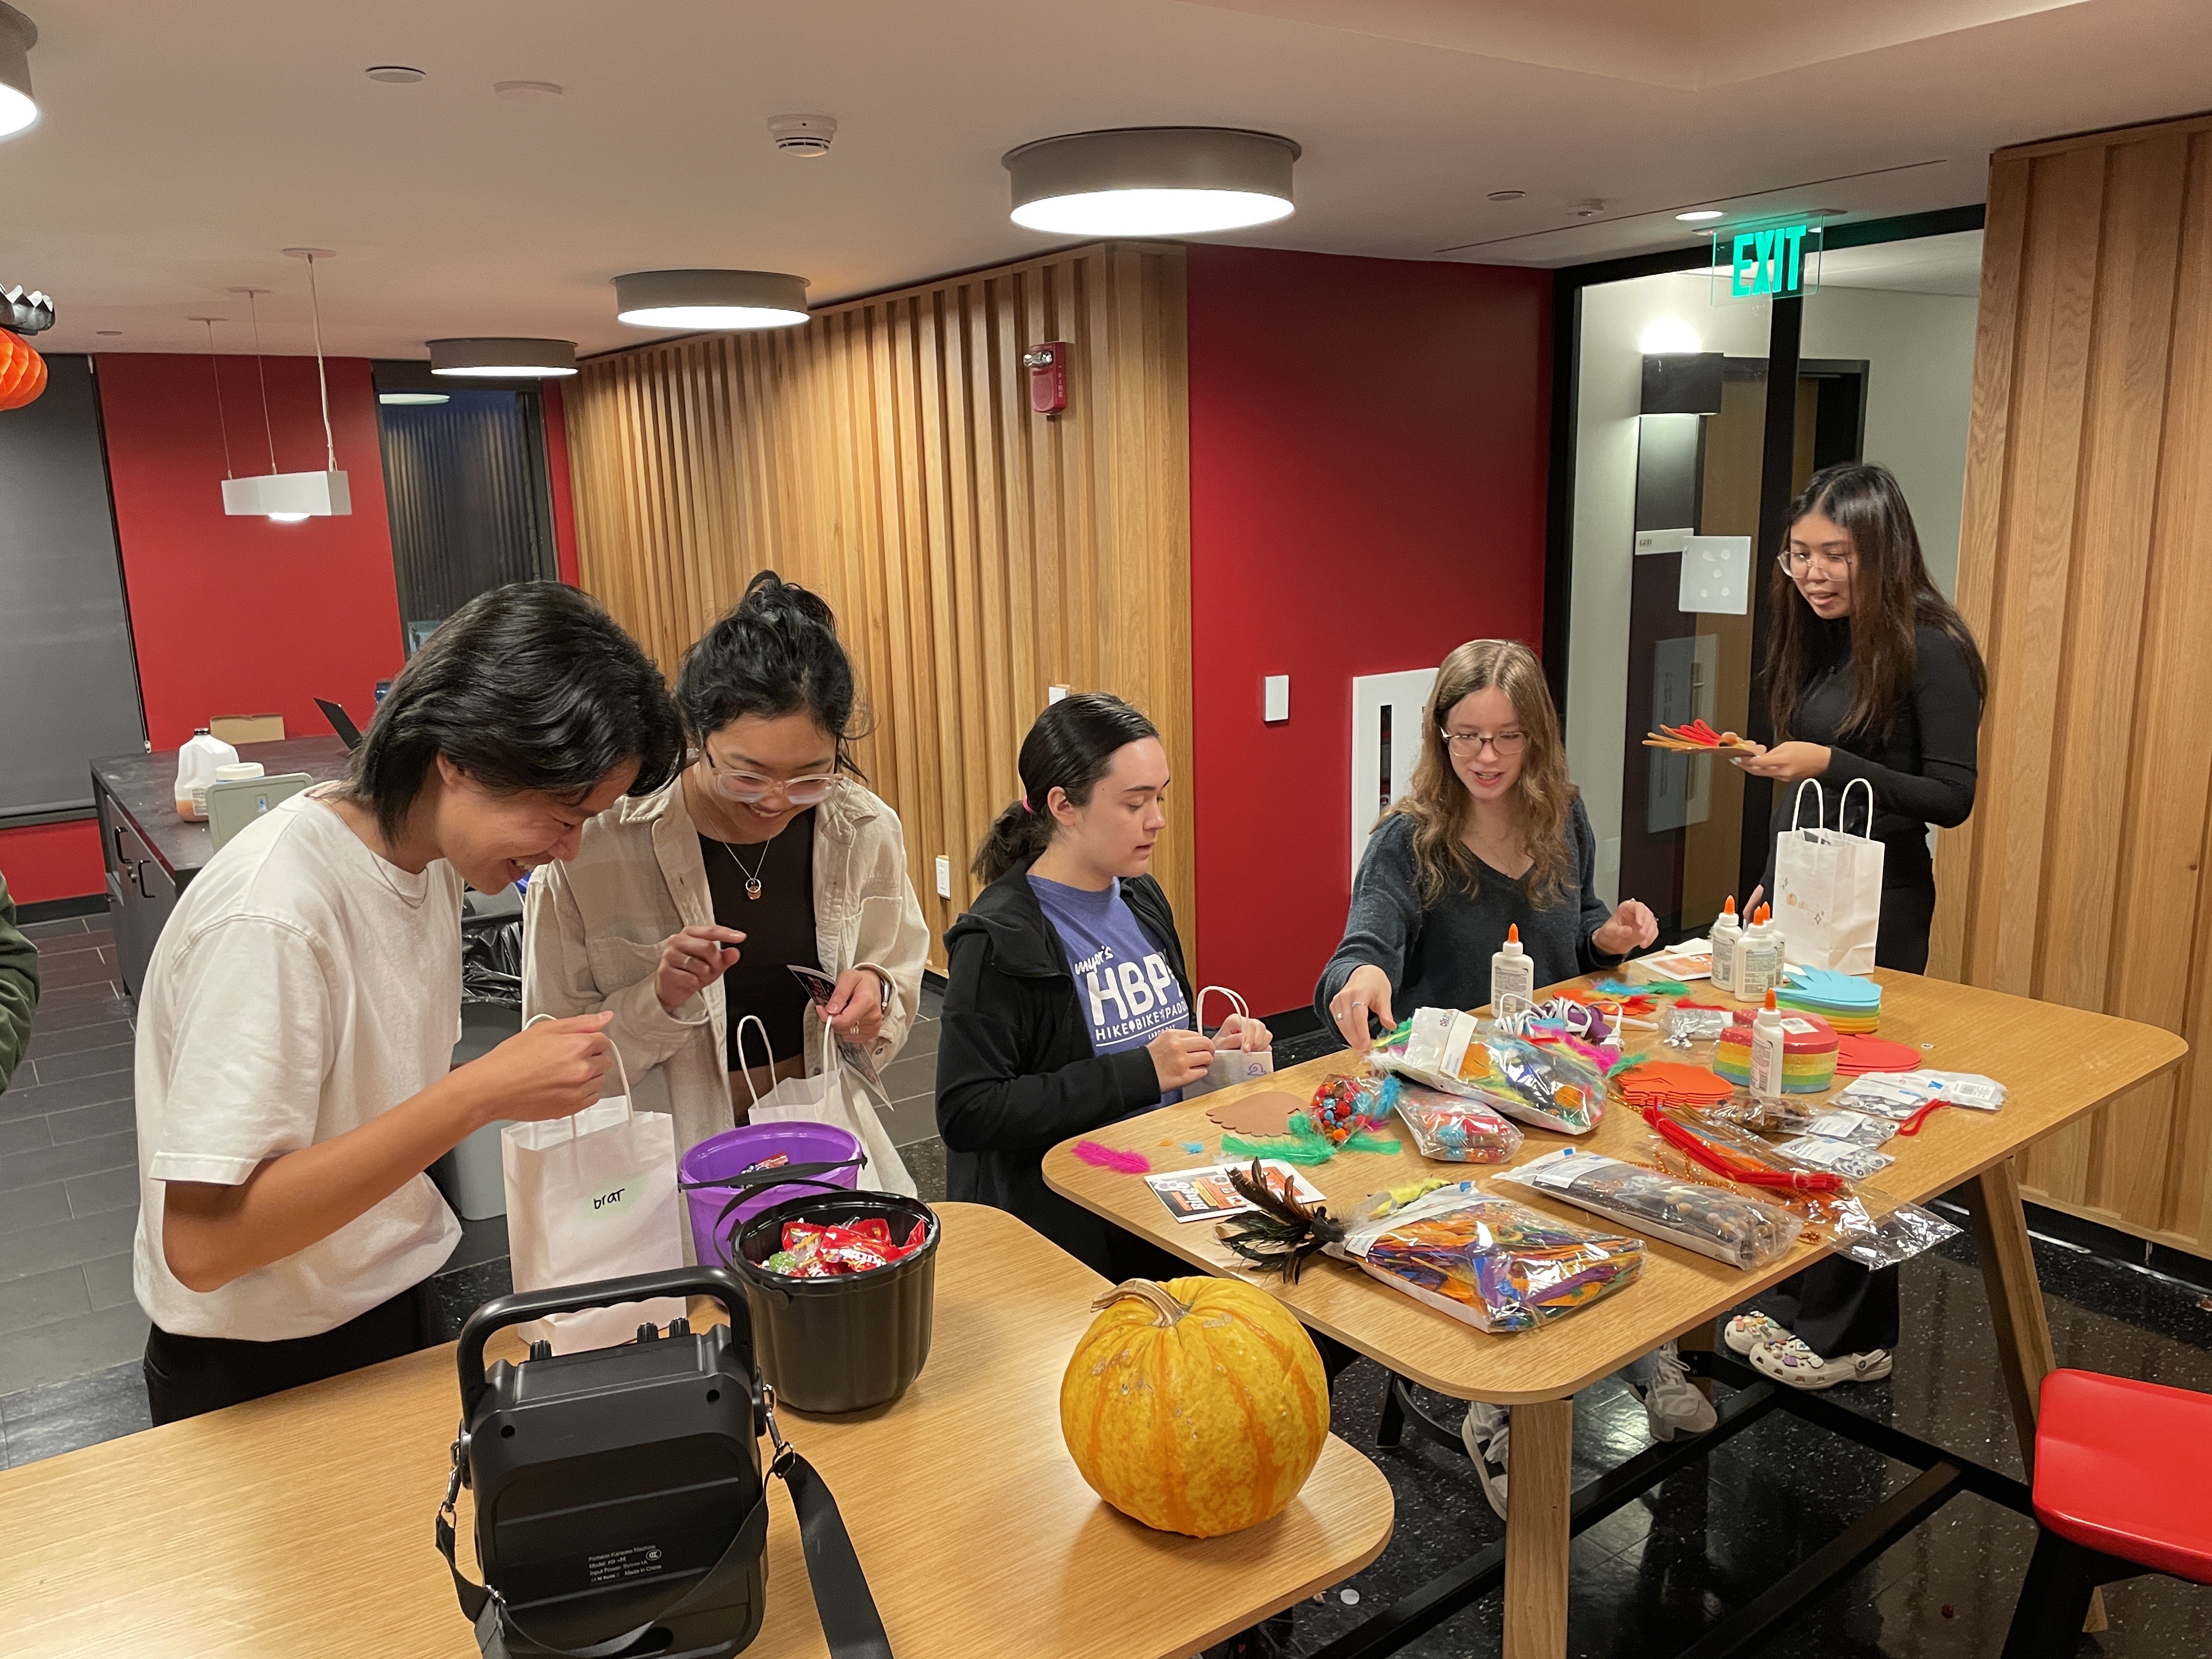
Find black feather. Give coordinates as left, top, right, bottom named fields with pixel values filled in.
left=1215, top=1159, right=1344, bottom=1283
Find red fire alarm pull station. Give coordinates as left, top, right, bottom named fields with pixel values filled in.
left=1024, top=341, right=1069, bottom=416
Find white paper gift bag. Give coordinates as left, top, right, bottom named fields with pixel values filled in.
left=1773, top=778, right=1885, bottom=974
left=1188, top=985, right=1276, bottom=1096
left=735, top=1015, right=916, bottom=1197
left=501, top=1032, right=686, bottom=1353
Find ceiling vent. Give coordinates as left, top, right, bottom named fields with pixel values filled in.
left=768, top=114, right=837, bottom=157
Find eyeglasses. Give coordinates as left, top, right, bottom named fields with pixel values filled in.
left=1778, top=548, right=1856, bottom=578
left=705, top=761, right=838, bottom=806
left=1443, top=729, right=1528, bottom=757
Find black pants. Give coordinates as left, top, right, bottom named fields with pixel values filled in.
left=1766, top=866, right=1934, bottom=1358
left=144, top=1282, right=432, bottom=1425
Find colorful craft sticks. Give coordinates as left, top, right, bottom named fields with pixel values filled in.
left=1643, top=720, right=1760, bottom=755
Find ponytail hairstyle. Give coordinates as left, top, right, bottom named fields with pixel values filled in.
left=676, top=571, right=870, bottom=775
left=971, top=693, right=1160, bottom=885
left=1765, top=463, right=1986, bottom=744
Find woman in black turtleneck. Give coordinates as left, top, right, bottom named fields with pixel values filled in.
left=1726, top=461, right=1987, bottom=1392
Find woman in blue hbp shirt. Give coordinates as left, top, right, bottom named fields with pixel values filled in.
left=934, top=694, right=1268, bottom=1279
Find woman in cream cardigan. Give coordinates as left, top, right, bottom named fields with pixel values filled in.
left=523, top=573, right=929, bottom=1190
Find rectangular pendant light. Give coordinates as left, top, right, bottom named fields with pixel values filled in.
left=221, top=469, right=352, bottom=517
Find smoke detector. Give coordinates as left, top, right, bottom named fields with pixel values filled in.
left=1570, top=198, right=1605, bottom=218
left=768, top=114, right=837, bottom=157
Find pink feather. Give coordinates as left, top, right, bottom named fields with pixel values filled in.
left=1074, top=1139, right=1153, bottom=1174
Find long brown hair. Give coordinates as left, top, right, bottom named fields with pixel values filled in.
left=1764, top=464, right=1986, bottom=742
left=1386, top=639, right=1576, bottom=907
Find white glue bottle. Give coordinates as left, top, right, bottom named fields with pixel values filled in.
left=1737, top=904, right=1784, bottom=1000
left=1709, top=896, right=1742, bottom=996
left=1749, top=990, right=1787, bottom=1099
left=1491, top=923, right=1536, bottom=1012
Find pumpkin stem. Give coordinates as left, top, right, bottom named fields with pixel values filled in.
left=1092, top=1278, right=1188, bottom=1326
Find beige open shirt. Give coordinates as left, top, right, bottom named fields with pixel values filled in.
left=521, top=775, right=930, bottom=1167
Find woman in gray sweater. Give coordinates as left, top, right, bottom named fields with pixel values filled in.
left=1312, top=637, right=1688, bottom=1517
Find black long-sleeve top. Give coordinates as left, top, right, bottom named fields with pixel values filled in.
left=1761, top=622, right=1982, bottom=896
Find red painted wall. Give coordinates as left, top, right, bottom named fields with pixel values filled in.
left=94, top=353, right=403, bottom=751
left=0, top=821, right=106, bottom=906
left=1186, top=245, right=1551, bottom=1017
left=543, top=381, right=581, bottom=586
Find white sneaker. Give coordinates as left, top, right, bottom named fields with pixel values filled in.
left=1631, top=1341, right=1718, bottom=1441
left=1723, top=1311, right=1793, bottom=1356
left=1461, top=1401, right=1510, bottom=1520
left=1750, top=1336, right=1893, bottom=1391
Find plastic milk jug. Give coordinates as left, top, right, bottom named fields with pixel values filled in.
left=1490, top=923, right=1536, bottom=1011
left=174, top=729, right=240, bottom=821
left=1748, top=992, right=1786, bottom=1099
left=1708, top=897, right=1742, bottom=996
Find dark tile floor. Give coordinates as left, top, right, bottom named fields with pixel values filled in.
left=6, top=963, right=2209, bottom=1658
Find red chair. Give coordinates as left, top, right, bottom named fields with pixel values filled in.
left=2001, top=1369, right=2212, bottom=1657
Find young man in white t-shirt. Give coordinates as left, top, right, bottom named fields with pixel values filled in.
left=133, top=583, right=689, bottom=1423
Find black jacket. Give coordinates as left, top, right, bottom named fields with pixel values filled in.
left=934, top=861, right=1193, bottom=1274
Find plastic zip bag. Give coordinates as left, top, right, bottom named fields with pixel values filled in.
left=1392, top=1080, right=1524, bottom=1164
left=1499, top=1148, right=1803, bottom=1270
left=1330, top=1180, right=1643, bottom=1332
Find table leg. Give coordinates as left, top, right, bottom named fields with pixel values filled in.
left=1967, top=1156, right=2106, bottom=1634
left=1503, top=1396, right=1573, bottom=1659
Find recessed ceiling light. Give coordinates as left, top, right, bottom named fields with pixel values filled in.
left=365, top=65, right=426, bottom=84
left=494, top=80, right=562, bottom=103
left=613, top=270, right=810, bottom=331
left=1004, top=127, right=1299, bottom=236
left=1570, top=198, right=1605, bottom=218
left=0, top=4, right=39, bottom=140
left=379, top=391, right=449, bottom=405
left=1677, top=208, right=1724, bottom=222
left=1487, top=189, right=1525, bottom=202
left=96, top=329, right=121, bottom=336
left=428, top=337, right=578, bottom=377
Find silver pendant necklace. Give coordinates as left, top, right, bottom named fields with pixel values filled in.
left=719, top=834, right=772, bottom=901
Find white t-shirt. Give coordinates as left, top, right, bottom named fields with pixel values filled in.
left=132, top=788, right=464, bottom=1340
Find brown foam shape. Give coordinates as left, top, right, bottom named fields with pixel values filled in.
left=1205, top=1090, right=1304, bottom=1138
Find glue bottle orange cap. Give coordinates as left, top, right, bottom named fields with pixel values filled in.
left=1764, top=990, right=1777, bottom=1009
left=1722, top=896, right=1737, bottom=918
left=1507, top=924, right=1520, bottom=944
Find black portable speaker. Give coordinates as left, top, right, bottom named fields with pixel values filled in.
left=436, top=1267, right=893, bottom=1659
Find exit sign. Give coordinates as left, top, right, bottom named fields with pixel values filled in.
left=1711, top=220, right=1824, bottom=302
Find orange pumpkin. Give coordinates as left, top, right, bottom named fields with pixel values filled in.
left=0, top=330, right=45, bottom=410
left=1060, top=1277, right=1328, bottom=1538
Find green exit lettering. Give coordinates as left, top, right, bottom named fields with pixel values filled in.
left=1731, top=224, right=1809, bottom=297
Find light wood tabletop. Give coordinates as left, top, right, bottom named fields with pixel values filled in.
left=0, top=1203, right=1394, bottom=1659
left=1045, top=969, right=2184, bottom=1406
left=1046, top=970, right=2185, bottom=1659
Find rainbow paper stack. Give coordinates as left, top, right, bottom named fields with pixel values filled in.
left=1714, top=1009, right=1841, bottom=1094
left=1776, top=966, right=1883, bottom=1034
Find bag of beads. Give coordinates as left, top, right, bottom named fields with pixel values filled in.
left=1499, top=1148, right=1802, bottom=1270
left=1332, top=1181, right=1643, bottom=1333
left=1392, top=1080, right=1525, bottom=1164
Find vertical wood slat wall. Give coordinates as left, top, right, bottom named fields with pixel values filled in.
left=564, top=242, right=1192, bottom=972
left=1931, top=112, right=2212, bottom=1251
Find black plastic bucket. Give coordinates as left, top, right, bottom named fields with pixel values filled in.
left=732, top=1190, right=939, bottom=1415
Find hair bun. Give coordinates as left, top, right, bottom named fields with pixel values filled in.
left=738, top=569, right=838, bottom=634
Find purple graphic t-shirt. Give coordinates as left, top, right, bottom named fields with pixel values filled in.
left=1028, top=873, right=1194, bottom=1111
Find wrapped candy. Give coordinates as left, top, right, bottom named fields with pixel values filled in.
left=1500, top=1149, right=1802, bottom=1271
left=1392, top=1080, right=1524, bottom=1164
left=764, top=1214, right=930, bottom=1278
left=1332, top=1181, right=1643, bottom=1332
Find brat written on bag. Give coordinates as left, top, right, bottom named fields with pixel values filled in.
left=737, top=1013, right=916, bottom=1197
left=1774, top=777, right=1884, bottom=974
left=1186, top=985, right=1276, bottom=1097
left=501, top=1026, right=686, bottom=1352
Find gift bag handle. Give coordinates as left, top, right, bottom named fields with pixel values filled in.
left=1194, top=985, right=1250, bottom=1036
left=1787, top=778, right=1827, bottom=833
left=730, top=1013, right=773, bottom=1107
left=521, top=1013, right=636, bottom=1136
left=1839, top=776, right=1876, bottom=839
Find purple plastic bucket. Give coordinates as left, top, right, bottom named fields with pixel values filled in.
left=678, top=1121, right=864, bottom=1269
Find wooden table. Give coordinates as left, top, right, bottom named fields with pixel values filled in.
left=0, top=1204, right=1393, bottom=1659
left=1045, top=970, right=2186, bottom=1659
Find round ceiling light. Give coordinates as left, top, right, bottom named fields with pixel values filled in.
left=1676, top=208, right=1724, bottom=223
left=613, top=269, right=810, bottom=331
left=1003, top=127, right=1299, bottom=236
left=365, top=65, right=426, bottom=84
left=427, top=337, right=578, bottom=377
left=0, top=5, right=40, bottom=140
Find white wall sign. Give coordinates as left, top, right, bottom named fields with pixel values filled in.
left=1679, top=535, right=1752, bottom=614
left=1350, top=667, right=1438, bottom=885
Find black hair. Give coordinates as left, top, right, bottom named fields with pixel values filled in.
left=971, top=693, right=1160, bottom=884
left=676, top=571, right=868, bottom=773
left=345, top=581, right=685, bottom=842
